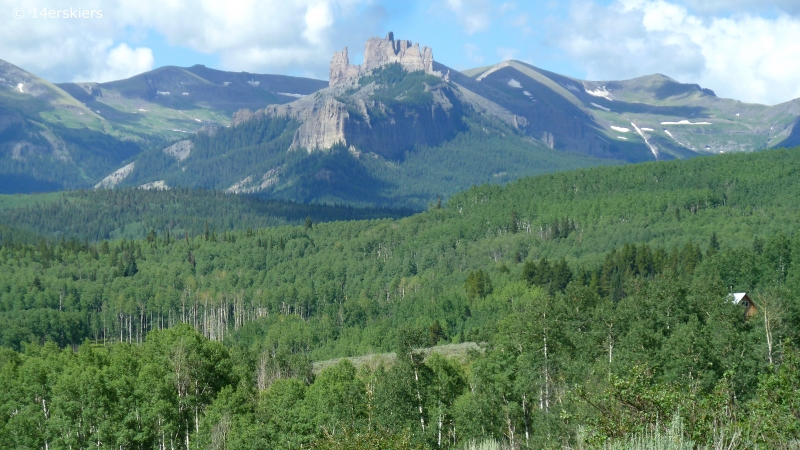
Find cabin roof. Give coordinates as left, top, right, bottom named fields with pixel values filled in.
left=728, top=292, right=750, bottom=305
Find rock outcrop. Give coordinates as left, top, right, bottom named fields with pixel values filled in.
left=94, top=162, right=134, bottom=189
left=329, top=32, right=439, bottom=86
left=162, top=140, right=193, bottom=162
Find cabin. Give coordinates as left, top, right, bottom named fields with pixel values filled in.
left=728, top=292, right=757, bottom=319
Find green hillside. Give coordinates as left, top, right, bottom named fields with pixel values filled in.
left=2, top=147, right=800, bottom=448
left=0, top=188, right=415, bottom=242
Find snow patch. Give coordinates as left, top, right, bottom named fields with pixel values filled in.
left=583, top=83, right=611, bottom=100
left=591, top=102, right=610, bottom=111
left=641, top=128, right=654, bottom=131
left=507, top=79, right=522, bottom=88
left=17, top=83, right=24, bottom=93
left=247, top=79, right=260, bottom=87
left=194, top=118, right=201, bottom=123
left=611, top=126, right=630, bottom=133
left=631, top=122, right=658, bottom=159
left=617, top=136, right=628, bottom=140
left=138, top=108, right=146, bottom=112
left=523, top=91, right=531, bottom=97
left=278, top=92, right=304, bottom=98
left=660, top=120, right=712, bottom=125
left=663, top=129, right=690, bottom=150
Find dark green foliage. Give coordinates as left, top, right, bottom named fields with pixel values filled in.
left=358, top=63, right=443, bottom=109
left=0, top=188, right=414, bottom=241
left=465, top=269, right=492, bottom=298
left=0, top=119, right=151, bottom=193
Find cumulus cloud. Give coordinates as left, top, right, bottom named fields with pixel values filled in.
left=463, top=43, right=485, bottom=64
left=557, top=0, right=800, bottom=104
left=496, top=47, right=519, bottom=61
left=90, top=44, right=155, bottom=82
left=444, top=0, right=494, bottom=34
left=0, top=0, right=385, bottom=82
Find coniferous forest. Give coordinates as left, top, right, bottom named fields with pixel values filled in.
left=2, top=147, right=800, bottom=448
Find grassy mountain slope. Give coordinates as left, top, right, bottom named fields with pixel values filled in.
left=56, top=64, right=328, bottom=135
left=0, top=59, right=146, bottom=193
left=463, top=60, right=800, bottom=159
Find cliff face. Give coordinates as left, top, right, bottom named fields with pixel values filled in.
left=344, top=86, right=466, bottom=160
left=330, top=32, right=438, bottom=87
left=232, top=83, right=467, bottom=159
left=229, top=33, right=528, bottom=159
left=229, top=32, right=478, bottom=158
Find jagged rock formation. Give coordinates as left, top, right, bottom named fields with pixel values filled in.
left=229, top=33, right=527, bottom=158
left=329, top=32, right=438, bottom=87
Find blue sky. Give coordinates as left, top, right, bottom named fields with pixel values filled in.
left=2, top=0, right=800, bottom=104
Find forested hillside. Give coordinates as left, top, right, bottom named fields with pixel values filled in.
left=2, top=147, right=800, bottom=448
left=0, top=188, right=415, bottom=241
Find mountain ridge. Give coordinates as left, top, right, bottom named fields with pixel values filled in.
left=3, top=32, right=800, bottom=200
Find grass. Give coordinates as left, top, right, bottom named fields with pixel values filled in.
left=0, top=192, right=63, bottom=210
left=312, top=342, right=480, bottom=374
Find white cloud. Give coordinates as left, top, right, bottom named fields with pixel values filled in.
left=444, top=0, right=493, bottom=34
left=496, top=47, right=519, bottom=61
left=464, top=43, right=485, bottom=64
left=557, top=0, right=800, bottom=104
left=675, top=0, right=800, bottom=15
left=0, top=0, right=385, bottom=81
left=89, top=44, right=154, bottom=82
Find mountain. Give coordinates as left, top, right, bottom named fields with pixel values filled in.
left=0, top=59, right=327, bottom=193
left=0, top=59, right=140, bottom=194
left=113, top=33, right=800, bottom=209
left=5, top=32, right=800, bottom=201
left=462, top=61, right=800, bottom=158
left=56, top=64, right=328, bottom=130
left=117, top=34, right=612, bottom=207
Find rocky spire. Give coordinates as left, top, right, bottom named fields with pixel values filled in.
left=329, top=32, right=439, bottom=87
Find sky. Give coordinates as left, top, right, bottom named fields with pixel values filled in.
left=2, top=0, right=800, bottom=105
